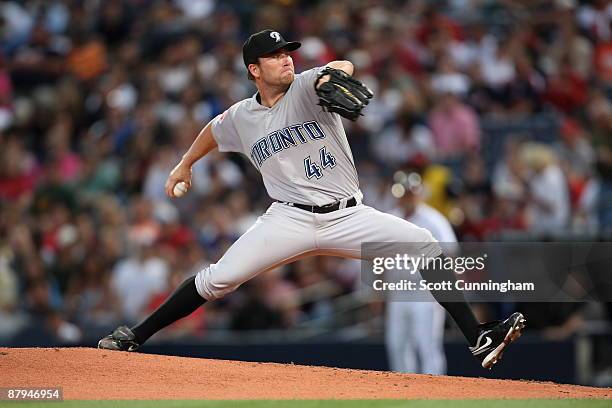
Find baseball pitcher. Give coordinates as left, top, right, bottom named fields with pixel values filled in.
left=99, top=29, right=525, bottom=370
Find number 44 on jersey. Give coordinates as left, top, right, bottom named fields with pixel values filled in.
left=304, top=146, right=336, bottom=179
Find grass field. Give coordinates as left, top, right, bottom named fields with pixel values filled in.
left=1, top=400, right=611, bottom=408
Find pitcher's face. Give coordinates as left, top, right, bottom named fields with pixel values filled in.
left=251, top=48, right=295, bottom=86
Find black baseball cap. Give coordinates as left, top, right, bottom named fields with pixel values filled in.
left=243, top=29, right=301, bottom=67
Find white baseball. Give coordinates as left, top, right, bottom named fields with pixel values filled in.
left=173, top=182, right=189, bottom=198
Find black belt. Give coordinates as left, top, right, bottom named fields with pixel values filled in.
left=278, top=197, right=357, bottom=214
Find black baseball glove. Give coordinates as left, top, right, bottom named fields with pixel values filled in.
left=315, top=67, right=373, bottom=121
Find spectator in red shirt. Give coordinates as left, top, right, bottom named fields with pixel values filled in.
left=0, top=135, right=39, bottom=201
left=544, top=60, right=588, bottom=113
left=594, top=40, right=612, bottom=84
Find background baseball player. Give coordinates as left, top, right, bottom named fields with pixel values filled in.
left=98, top=29, right=525, bottom=370
left=385, top=171, right=458, bottom=374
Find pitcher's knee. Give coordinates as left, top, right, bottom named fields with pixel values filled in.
left=413, top=227, right=442, bottom=258
left=416, top=227, right=435, bottom=242
left=195, top=264, right=240, bottom=301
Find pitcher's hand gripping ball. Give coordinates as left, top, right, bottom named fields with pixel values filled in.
left=173, top=181, right=189, bottom=198
left=315, top=67, right=373, bottom=121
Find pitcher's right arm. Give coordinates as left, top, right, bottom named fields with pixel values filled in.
left=165, top=122, right=218, bottom=198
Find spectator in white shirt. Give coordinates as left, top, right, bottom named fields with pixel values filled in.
left=520, top=143, right=570, bottom=234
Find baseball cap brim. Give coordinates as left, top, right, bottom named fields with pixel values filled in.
left=260, top=41, right=301, bottom=57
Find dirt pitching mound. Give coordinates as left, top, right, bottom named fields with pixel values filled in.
left=1, top=347, right=610, bottom=400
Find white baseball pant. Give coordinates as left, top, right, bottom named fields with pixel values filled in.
left=195, top=196, right=441, bottom=301
left=385, top=301, right=446, bottom=374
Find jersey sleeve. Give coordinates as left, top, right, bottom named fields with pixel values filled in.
left=210, top=103, right=243, bottom=153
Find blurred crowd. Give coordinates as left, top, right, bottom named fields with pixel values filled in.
left=1, top=0, right=612, bottom=347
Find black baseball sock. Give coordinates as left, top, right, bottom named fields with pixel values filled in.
left=420, top=255, right=480, bottom=346
left=131, top=275, right=205, bottom=344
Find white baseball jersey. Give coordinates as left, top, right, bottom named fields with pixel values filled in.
left=406, top=204, right=458, bottom=253
left=211, top=67, right=359, bottom=206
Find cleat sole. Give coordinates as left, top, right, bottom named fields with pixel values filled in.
left=482, top=313, right=526, bottom=369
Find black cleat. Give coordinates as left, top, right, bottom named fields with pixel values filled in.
left=97, top=325, right=140, bottom=352
left=470, top=312, right=526, bottom=369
